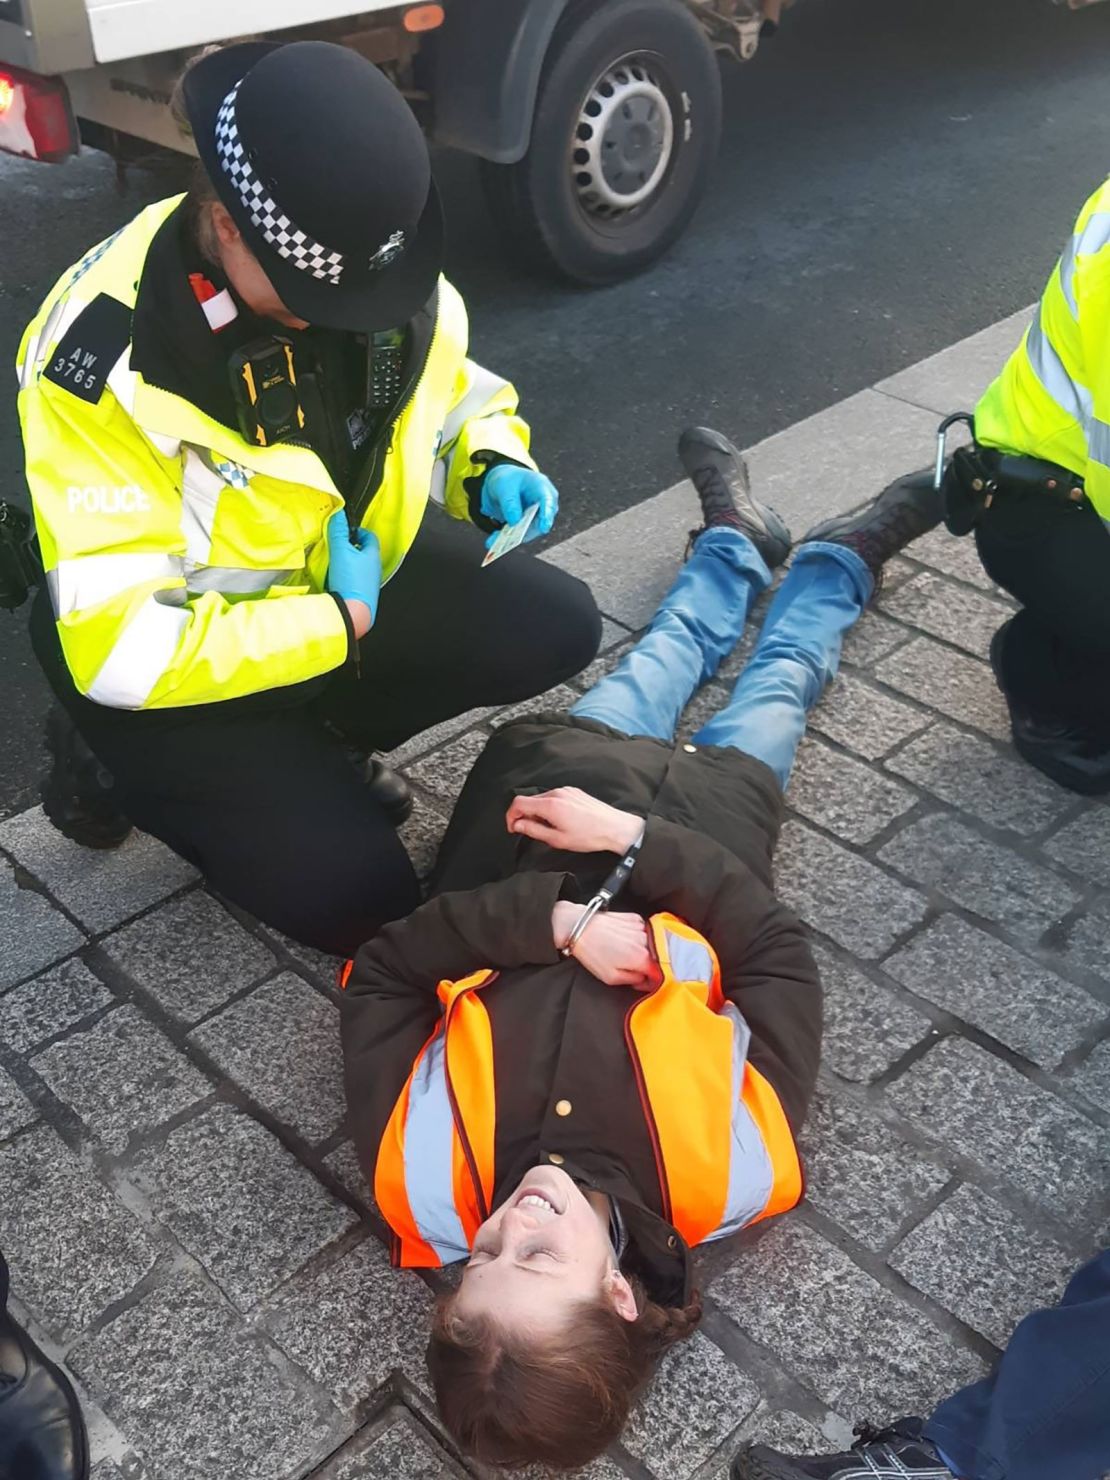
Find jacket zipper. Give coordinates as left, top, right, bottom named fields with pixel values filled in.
left=623, top=1003, right=673, bottom=1225
left=442, top=978, right=499, bottom=1224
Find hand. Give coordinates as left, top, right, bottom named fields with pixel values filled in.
left=479, top=464, right=559, bottom=549
left=508, top=787, right=643, bottom=855
left=326, top=511, right=382, bottom=623
left=552, top=901, right=659, bottom=989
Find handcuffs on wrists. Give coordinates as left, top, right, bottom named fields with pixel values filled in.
left=559, top=824, right=647, bottom=958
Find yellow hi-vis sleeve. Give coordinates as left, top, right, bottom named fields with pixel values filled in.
left=436, top=356, right=537, bottom=520
left=21, top=384, right=349, bottom=710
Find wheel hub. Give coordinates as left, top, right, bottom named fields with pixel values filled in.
left=572, top=59, right=676, bottom=218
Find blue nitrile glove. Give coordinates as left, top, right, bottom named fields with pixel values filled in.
left=479, top=464, right=560, bottom=551
left=326, top=510, right=382, bottom=622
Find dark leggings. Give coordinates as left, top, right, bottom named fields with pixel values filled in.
left=32, top=510, right=601, bottom=956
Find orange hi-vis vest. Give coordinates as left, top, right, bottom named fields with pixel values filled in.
left=369, top=913, right=804, bottom=1268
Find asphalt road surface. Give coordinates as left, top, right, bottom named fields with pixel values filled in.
left=3, top=0, right=1110, bottom=814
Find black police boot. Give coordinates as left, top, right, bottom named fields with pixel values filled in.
left=0, top=1304, right=89, bottom=1480
left=364, top=758, right=415, bottom=826
left=732, top=1419, right=953, bottom=1480
left=679, top=426, right=792, bottom=569
left=989, top=622, right=1110, bottom=796
left=801, top=470, right=943, bottom=582
left=40, top=707, right=132, bottom=850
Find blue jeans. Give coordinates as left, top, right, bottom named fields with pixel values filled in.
left=570, top=527, right=872, bottom=789
left=925, top=1249, right=1110, bottom=1480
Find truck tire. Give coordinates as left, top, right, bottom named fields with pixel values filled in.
left=480, top=0, right=723, bottom=286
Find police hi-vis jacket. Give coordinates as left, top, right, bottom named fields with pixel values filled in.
left=976, top=175, right=1110, bottom=524
left=16, top=196, right=536, bottom=709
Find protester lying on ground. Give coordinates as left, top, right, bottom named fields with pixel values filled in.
left=340, top=427, right=941, bottom=1471
left=941, top=172, right=1110, bottom=796
left=0, top=1248, right=87, bottom=1480
left=732, top=1246, right=1110, bottom=1480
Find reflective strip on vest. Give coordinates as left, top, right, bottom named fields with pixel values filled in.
left=85, top=592, right=189, bottom=708
left=1058, top=210, right=1110, bottom=319
left=47, top=551, right=182, bottom=617
left=375, top=970, right=496, bottom=1269
left=1025, top=304, right=1093, bottom=427
left=184, top=564, right=293, bottom=595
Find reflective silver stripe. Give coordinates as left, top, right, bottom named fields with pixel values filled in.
left=401, top=1030, right=470, bottom=1264
left=1059, top=210, right=1110, bottom=318
left=47, top=552, right=182, bottom=617
left=1025, top=304, right=1093, bottom=426
left=181, top=449, right=222, bottom=566
left=439, top=362, right=512, bottom=451
left=184, top=564, right=292, bottom=594
left=1087, top=417, right=1110, bottom=470
left=665, top=931, right=714, bottom=984
left=85, top=591, right=190, bottom=708
left=709, top=1003, right=773, bottom=1241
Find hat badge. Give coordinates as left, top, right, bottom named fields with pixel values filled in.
left=369, top=229, right=406, bottom=272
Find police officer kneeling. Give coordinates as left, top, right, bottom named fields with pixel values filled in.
left=17, top=42, right=600, bottom=955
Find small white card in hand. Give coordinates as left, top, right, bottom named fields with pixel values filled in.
left=481, top=502, right=538, bottom=567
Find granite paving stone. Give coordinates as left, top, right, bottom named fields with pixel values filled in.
left=312, top=1409, right=465, bottom=1479
left=0, top=1064, right=37, bottom=1138
left=786, top=737, right=918, bottom=846
left=0, top=807, right=197, bottom=933
left=323, top=1141, right=377, bottom=1211
left=1068, top=1039, right=1110, bottom=1113
left=496, top=683, right=582, bottom=725
left=405, top=729, right=493, bottom=807
left=809, top=672, right=931, bottom=761
left=1042, top=809, right=1110, bottom=888
left=264, top=928, right=343, bottom=986
left=877, top=571, right=1011, bottom=660
left=261, top=1236, right=433, bottom=1410
left=775, top=821, right=928, bottom=958
left=0, top=957, right=114, bottom=1053
left=102, top=891, right=276, bottom=1026
left=738, top=1409, right=830, bottom=1459
left=397, top=796, right=449, bottom=881
left=678, top=681, right=733, bottom=739
left=899, top=525, right=1004, bottom=593
left=885, top=722, right=1072, bottom=836
left=68, top=1271, right=337, bottom=1480
left=812, top=943, right=933, bottom=1083
left=131, top=1105, right=357, bottom=1310
left=622, top=1332, right=759, bottom=1480
left=569, top=632, right=637, bottom=693
left=387, top=706, right=495, bottom=768
left=839, top=608, right=909, bottom=668
left=0, top=859, right=85, bottom=989
left=711, top=1220, right=986, bottom=1417
left=30, top=1005, right=209, bottom=1154
left=1052, top=898, right=1110, bottom=985
left=889, top=1184, right=1077, bottom=1349
left=0, top=1124, right=157, bottom=1341
left=878, top=814, right=1080, bottom=945
left=800, top=1089, right=950, bottom=1251
left=190, top=973, right=344, bottom=1144
left=873, top=636, right=1010, bottom=741
left=883, top=914, right=1103, bottom=1067
left=89, top=1463, right=129, bottom=1480
left=886, top=1037, right=1110, bottom=1224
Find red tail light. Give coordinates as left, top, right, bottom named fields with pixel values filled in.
left=0, top=66, right=77, bottom=163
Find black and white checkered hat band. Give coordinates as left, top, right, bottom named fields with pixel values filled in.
left=214, top=81, right=346, bottom=284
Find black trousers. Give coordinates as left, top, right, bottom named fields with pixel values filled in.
left=31, top=511, right=601, bottom=956
left=975, top=490, right=1110, bottom=737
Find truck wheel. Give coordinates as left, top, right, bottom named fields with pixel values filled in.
left=481, top=0, right=723, bottom=285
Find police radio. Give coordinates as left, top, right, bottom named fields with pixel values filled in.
left=229, top=336, right=306, bottom=448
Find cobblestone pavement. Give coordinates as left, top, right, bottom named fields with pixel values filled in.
left=2, top=310, right=1108, bottom=1480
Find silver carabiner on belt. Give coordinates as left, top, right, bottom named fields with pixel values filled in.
left=933, top=412, right=977, bottom=490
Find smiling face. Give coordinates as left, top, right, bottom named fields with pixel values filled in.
left=456, top=1166, right=639, bottom=1336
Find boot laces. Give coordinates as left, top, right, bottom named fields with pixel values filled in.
left=691, top=462, right=737, bottom=520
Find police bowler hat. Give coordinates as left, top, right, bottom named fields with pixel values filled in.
left=184, top=40, right=444, bottom=332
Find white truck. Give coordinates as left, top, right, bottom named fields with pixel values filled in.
left=0, top=0, right=1103, bottom=285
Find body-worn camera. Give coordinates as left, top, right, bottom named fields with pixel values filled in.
left=0, top=500, right=43, bottom=611
left=229, top=336, right=306, bottom=448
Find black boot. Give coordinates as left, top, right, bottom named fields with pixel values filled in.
left=732, top=1419, right=952, bottom=1480
left=678, top=426, right=792, bottom=570
left=801, top=470, right=943, bottom=581
left=40, top=706, right=132, bottom=850
left=364, top=758, right=415, bottom=826
left=0, top=1304, right=89, bottom=1480
left=989, top=621, right=1110, bottom=796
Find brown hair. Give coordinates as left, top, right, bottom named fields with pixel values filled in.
left=168, top=47, right=225, bottom=264
left=427, top=1278, right=703, bottom=1471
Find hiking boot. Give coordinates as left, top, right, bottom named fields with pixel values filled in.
left=40, top=706, right=132, bottom=850
left=679, top=426, right=792, bottom=570
left=989, top=621, right=1110, bottom=796
left=801, top=469, right=943, bottom=580
left=732, top=1419, right=954, bottom=1480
